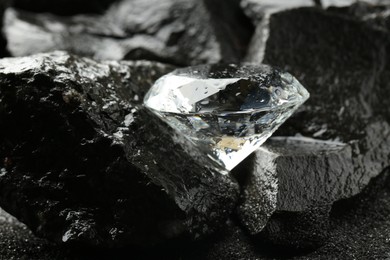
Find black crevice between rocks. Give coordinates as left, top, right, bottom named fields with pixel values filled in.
left=12, top=0, right=119, bottom=16
left=0, top=0, right=9, bottom=58
left=203, top=0, right=255, bottom=61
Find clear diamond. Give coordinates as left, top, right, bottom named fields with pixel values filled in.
left=144, top=64, right=309, bottom=171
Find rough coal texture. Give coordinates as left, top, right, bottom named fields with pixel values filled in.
left=263, top=7, right=390, bottom=127
left=303, top=168, right=390, bottom=259
left=4, top=0, right=253, bottom=65
left=236, top=138, right=347, bottom=234
left=186, top=221, right=263, bottom=260
left=125, top=109, right=240, bottom=239
left=327, top=1, right=390, bottom=30
left=264, top=7, right=390, bottom=169
left=241, top=0, right=316, bottom=63
left=2, top=168, right=390, bottom=259
left=238, top=5, right=390, bottom=250
left=0, top=208, right=65, bottom=260
left=242, top=1, right=388, bottom=63
left=1, top=1, right=390, bottom=259
left=0, top=52, right=239, bottom=247
left=0, top=52, right=178, bottom=247
left=256, top=204, right=332, bottom=253
left=236, top=137, right=356, bottom=250
left=258, top=167, right=390, bottom=259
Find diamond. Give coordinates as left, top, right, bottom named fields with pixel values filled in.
left=144, top=64, right=309, bottom=172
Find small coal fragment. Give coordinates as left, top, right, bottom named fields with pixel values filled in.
left=238, top=5, right=390, bottom=251
left=4, top=0, right=253, bottom=65
left=0, top=51, right=238, bottom=247
left=236, top=137, right=351, bottom=235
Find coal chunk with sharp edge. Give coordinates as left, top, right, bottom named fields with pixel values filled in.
left=0, top=51, right=239, bottom=247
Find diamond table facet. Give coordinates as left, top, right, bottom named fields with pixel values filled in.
left=144, top=64, right=309, bottom=172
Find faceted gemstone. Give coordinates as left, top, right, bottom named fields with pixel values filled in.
left=144, top=64, right=309, bottom=171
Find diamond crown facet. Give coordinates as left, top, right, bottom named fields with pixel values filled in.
left=144, top=64, right=309, bottom=172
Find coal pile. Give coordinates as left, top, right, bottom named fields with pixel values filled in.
left=1, top=0, right=390, bottom=259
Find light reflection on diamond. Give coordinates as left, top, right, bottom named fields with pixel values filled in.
left=144, top=64, right=309, bottom=172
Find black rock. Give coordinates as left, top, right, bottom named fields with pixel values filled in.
left=264, top=7, right=390, bottom=150
left=125, top=109, right=240, bottom=240
left=327, top=1, right=390, bottom=31
left=241, top=0, right=316, bottom=63
left=0, top=51, right=239, bottom=247
left=238, top=5, right=390, bottom=250
left=4, top=0, right=253, bottom=65
left=236, top=138, right=347, bottom=234
left=302, top=168, right=390, bottom=259
left=230, top=168, right=390, bottom=259
left=2, top=169, right=390, bottom=259
left=242, top=1, right=387, bottom=63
